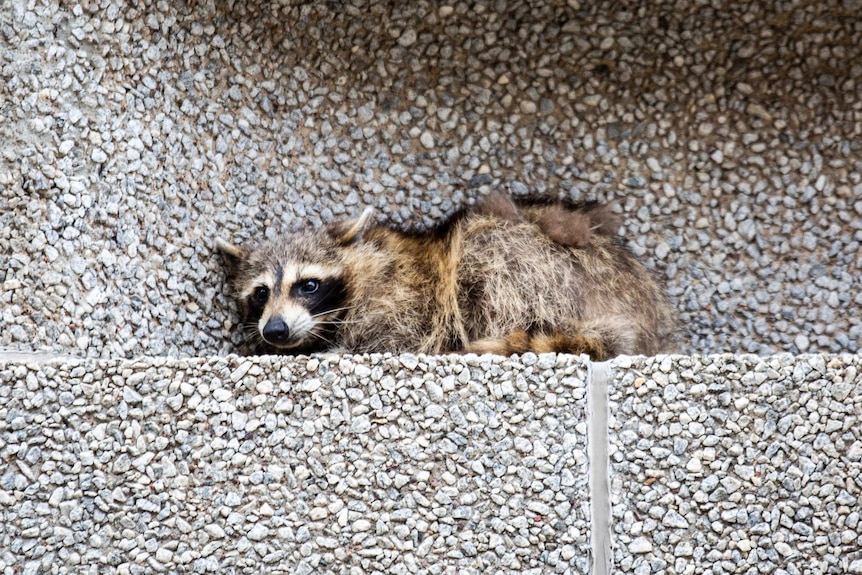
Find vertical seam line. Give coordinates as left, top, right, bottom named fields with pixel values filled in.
left=588, top=359, right=613, bottom=575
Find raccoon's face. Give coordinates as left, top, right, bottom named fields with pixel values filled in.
left=236, top=260, right=349, bottom=352
left=217, top=207, right=373, bottom=354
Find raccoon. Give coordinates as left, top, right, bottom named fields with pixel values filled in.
left=216, top=194, right=675, bottom=360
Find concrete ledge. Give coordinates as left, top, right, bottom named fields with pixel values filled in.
left=3, top=353, right=861, bottom=573
left=0, top=353, right=590, bottom=574
left=610, top=354, right=862, bottom=575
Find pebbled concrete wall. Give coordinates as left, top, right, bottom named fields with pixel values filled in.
left=2, top=0, right=861, bottom=359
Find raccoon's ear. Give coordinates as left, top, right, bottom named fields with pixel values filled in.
left=215, top=238, right=248, bottom=275
left=328, top=207, right=375, bottom=245
left=477, top=191, right=523, bottom=221
left=585, top=204, right=623, bottom=237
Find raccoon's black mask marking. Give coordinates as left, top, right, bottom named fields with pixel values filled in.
left=292, top=277, right=349, bottom=317
left=246, top=290, right=267, bottom=322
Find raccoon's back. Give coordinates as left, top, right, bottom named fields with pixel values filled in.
left=455, top=214, right=674, bottom=353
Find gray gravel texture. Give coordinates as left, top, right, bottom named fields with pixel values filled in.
left=609, top=354, right=862, bottom=575
left=0, top=352, right=590, bottom=574
left=2, top=0, right=861, bottom=359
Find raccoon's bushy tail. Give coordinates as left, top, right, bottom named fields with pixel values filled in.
left=464, top=317, right=641, bottom=361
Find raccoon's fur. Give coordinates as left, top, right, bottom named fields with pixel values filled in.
left=217, top=194, right=675, bottom=360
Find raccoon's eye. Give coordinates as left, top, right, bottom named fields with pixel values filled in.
left=299, top=279, right=320, bottom=295
left=252, top=286, right=270, bottom=305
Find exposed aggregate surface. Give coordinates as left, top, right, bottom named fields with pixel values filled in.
left=2, top=1, right=862, bottom=573
left=0, top=353, right=590, bottom=574
left=1, top=0, right=861, bottom=358
left=610, top=354, right=862, bottom=574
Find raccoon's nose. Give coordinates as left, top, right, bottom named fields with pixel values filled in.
left=262, top=318, right=290, bottom=343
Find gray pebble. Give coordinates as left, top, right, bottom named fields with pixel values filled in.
left=398, top=28, right=418, bottom=47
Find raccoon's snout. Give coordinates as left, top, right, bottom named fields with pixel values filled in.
left=262, top=317, right=291, bottom=345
